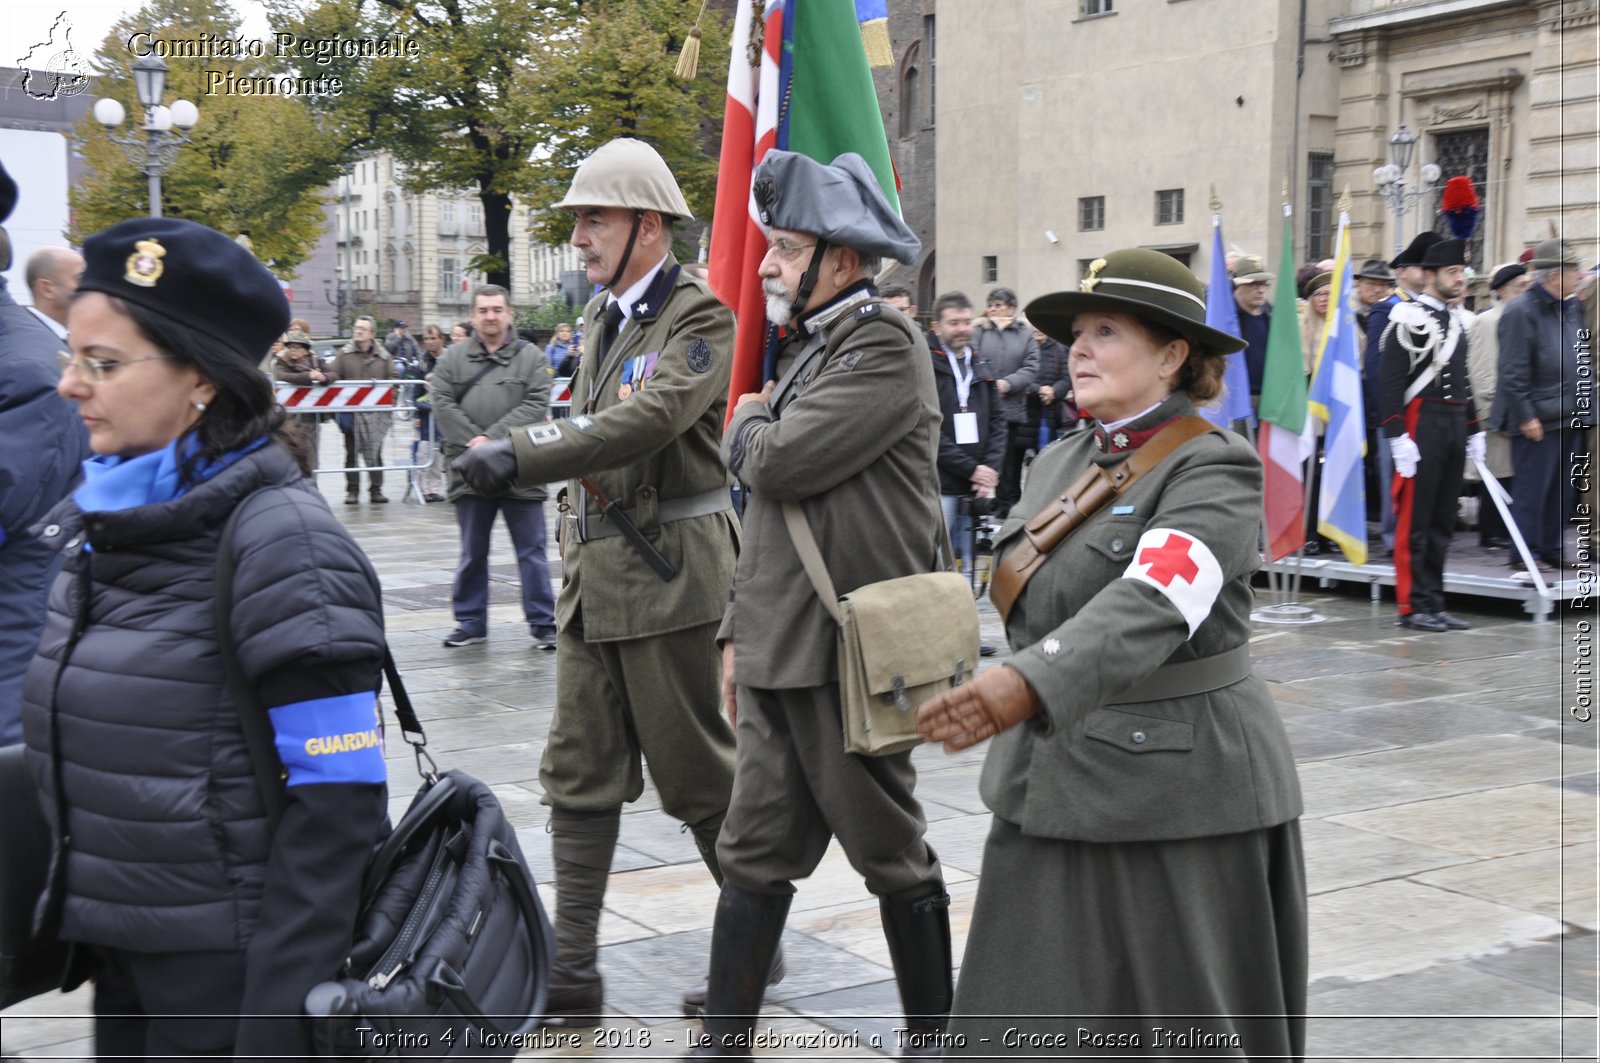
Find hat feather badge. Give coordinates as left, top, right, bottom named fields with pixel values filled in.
left=1440, top=177, right=1480, bottom=242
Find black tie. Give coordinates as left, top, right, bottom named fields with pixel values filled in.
left=597, top=301, right=625, bottom=362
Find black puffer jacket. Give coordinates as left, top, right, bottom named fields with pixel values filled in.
left=21, top=443, right=387, bottom=1052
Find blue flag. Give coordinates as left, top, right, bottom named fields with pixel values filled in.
left=1203, top=218, right=1254, bottom=427
left=1308, top=214, right=1368, bottom=565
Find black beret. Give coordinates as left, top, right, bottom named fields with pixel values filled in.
left=1488, top=263, right=1526, bottom=291
left=0, top=160, right=16, bottom=224
left=77, top=217, right=289, bottom=363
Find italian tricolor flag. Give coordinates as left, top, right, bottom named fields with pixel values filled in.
left=1257, top=206, right=1313, bottom=561
left=709, top=0, right=903, bottom=415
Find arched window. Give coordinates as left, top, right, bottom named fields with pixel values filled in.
left=898, top=41, right=922, bottom=140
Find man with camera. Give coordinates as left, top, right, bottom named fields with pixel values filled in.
left=930, top=291, right=1006, bottom=581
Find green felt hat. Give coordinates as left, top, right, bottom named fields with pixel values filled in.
left=1026, top=248, right=1246, bottom=356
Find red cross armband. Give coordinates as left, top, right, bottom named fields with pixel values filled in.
left=1121, top=528, right=1224, bottom=637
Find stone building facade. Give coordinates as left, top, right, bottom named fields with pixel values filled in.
left=871, top=0, right=940, bottom=312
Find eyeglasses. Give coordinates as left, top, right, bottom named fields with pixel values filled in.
left=58, top=351, right=170, bottom=383
left=765, top=239, right=818, bottom=262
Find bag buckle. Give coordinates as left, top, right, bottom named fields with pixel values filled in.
left=952, top=658, right=968, bottom=687
left=892, top=675, right=909, bottom=712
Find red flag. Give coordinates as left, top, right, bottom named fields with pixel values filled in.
left=709, top=0, right=785, bottom=417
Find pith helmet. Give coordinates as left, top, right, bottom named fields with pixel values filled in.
left=553, top=138, right=693, bottom=220
left=1026, top=248, right=1247, bottom=357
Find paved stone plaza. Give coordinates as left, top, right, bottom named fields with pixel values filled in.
left=4, top=465, right=1597, bottom=1061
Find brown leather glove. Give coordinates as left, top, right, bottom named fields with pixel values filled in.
left=915, top=665, right=1043, bottom=752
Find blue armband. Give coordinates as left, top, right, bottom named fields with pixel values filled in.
left=269, top=692, right=388, bottom=787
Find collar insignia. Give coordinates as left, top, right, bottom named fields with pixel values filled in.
left=1080, top=258, right=1107, bottom=293
left=125, top=238, right=166, bottom=287
left=635, top=302, right=649, bottom=315
left=1112, top=431, right=1130, bottom=450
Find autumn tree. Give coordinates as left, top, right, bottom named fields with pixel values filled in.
left=520, top=0, right=731, bottom=255
left=69, top=0, right=342, bottom=273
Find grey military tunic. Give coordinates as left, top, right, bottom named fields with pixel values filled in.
left=715, top=288, right=947, bottom=896
left=945, top=392, right=1306, bottom=1059
left=504, top=257, right=738, bottom=823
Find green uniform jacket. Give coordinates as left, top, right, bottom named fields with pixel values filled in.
left=431, top=337, right=553, bottom=502
left=985, top=393, right=1302, bottom=843
left=719, top=293, right=944, bottom=690
left=508, top=257, right=737, bottom=642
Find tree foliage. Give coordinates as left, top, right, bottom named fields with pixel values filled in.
left=520, top=0, right=731, bottom=254
left=68, top=0, right=340, bottom=273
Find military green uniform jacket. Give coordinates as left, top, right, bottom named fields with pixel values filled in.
left=507, top=257, right=737, bottom=642
left=719, top=289, right=944, bottom=690
left=985, top=393, right=1302, bottom=843
left=431, top=336, right=553, bottom=502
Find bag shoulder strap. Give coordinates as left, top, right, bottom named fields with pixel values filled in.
left=452, top=356, right=503, bottom=405
left=782, top=499, right=956, bottom=628
left=216, top=490, right=430, bottom=831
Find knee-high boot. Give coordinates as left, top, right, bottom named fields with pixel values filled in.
left=687, top=884, right=791, bottom=1060
left=541, top=807, right=620, bottom=1025
left=680, top=813, right=786, bottom=1017
left=880, top=881, right=953, bottom=1058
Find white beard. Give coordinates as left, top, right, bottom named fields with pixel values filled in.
left=763, top=278, right=795, bottom=328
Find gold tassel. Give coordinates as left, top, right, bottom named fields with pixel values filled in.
left=675, top=0, right=710, bottom=81
left=860, top=18, right=893, bottom=68
left=675, top=25, right=703, bottom=80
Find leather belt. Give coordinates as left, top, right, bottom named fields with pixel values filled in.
left=566, top=486, right=732, bottom=544
left=1106, top=644, right=1252, bottom=705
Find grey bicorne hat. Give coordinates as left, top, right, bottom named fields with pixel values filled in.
left=750, top=150, right=920, bottom=266
left=1026, top=249, right=1247, bottom=357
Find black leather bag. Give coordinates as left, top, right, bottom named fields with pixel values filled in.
left=217, top=501, right=554, bottom=1059
left=0, top=743, right=70, bottom=1008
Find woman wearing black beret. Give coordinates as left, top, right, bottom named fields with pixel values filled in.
left=21, top=217, right=388, bottom=1058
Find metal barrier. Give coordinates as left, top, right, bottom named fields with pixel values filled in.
left=551, top=376, right=574, bottom=420
left=275, top=379, right=443, bottom=504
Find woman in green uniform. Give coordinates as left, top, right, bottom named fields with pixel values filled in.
left=917, top=248, right=1306, bottom=1059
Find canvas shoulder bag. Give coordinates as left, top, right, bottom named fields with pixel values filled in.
left=782, top=502, right=979, bottom=756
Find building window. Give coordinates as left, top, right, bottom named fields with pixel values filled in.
left=1306, top=152, right=1334, bottom=262
left=1080, top=0, right=1113, bottom=15
left=440, top=201, right=458, bottom=234
left=982, top=255, right=998, bottom=283
left=468, top=202, right=484, bottom=235
left=386, top=204, right=394, bottom=228
left=1155, top=189, right=1184, bottom=226
left=1431, top=128, right=1489, bottom=274
left=439, top=257, right=458, bottom=298
left=924, top=15, right=936, bottom=126
left=1079, top=196, right=1105, bottom=232
left=900, top=63, right=920, bottom=139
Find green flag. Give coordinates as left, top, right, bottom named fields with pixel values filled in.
left=1257, top=209, right=1306, bottom=432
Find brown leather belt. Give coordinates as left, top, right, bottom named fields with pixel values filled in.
left=990, top=416, right=1214, bottom=622
left=1106, top=644, right=1253, bottom=705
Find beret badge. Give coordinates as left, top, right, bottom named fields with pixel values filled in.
left=1080, top=258, right=1107, bottom=293
left=125, top=238, right=167, bottom=287
left=752, top=176, right=776, bottom=226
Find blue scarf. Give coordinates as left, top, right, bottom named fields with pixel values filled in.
left=74, top=433, right=269, bottom=514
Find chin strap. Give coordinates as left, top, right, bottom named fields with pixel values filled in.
left=788, top=239, right=832, bottom=323
left=604, top=210, right=646, bottom=292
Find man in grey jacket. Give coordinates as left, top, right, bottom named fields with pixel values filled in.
left=432, top=284, right=557, bottom=647
left=974, top=286, right=1038, bottom=515
left=700, top=149, right=950, bottom=1059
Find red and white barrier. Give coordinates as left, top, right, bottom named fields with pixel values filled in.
left=275, top=383, right=396, bottom=409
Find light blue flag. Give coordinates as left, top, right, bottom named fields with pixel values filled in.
left=1308, top=215, right=1368, bottom=566
left=1203, top=218, right=1254, bottom=427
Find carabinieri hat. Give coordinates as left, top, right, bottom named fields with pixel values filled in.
left=1390, top=230, right=1444, bottom=269
left=1354, top=258, right=1395, bottom=282
left=1026, top=248, right=1247, bottom=356
left=1420, top=238, right=1467, bottom=269
left=751, top=150, right=921, bottom=265
left=77, top=217, right=290, bottom=365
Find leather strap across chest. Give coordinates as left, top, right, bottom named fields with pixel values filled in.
left=989, top=415, right=1214, bottom=623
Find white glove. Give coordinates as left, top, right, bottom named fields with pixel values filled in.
left=1389, top=433, right=1421, bottom=479
left=1466, top=431, right=1486, bottom=466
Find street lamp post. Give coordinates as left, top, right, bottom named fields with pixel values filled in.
left=323, top=278, right=349, bottom=336
left=1372, top=124, right=1443, bottom=257
left=93, top=54, right=199, bottom=218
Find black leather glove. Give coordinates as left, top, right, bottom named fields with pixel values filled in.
left=451, top=438, right=518, bottom=496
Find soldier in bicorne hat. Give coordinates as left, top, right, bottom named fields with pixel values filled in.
left=1379, top=238, right=1483, bottom=631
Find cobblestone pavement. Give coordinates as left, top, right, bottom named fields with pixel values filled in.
left=5, top=460, right=1597, bottom=1061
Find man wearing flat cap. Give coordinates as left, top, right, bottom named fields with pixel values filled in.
left=451, top=137, right=741, bottom=1022
left=1495, top=239, right=1590, bottom=570
left=1229, top=254, right=1273, bottom=404
left=694, top=150, right=950, bottom=1059
left=1379, top=238, right=1483, bottom=631
left=1465, top=263, right=1530, bottom=550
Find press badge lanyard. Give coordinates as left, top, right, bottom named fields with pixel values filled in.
left=943, top=345, right=980, bottom=445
